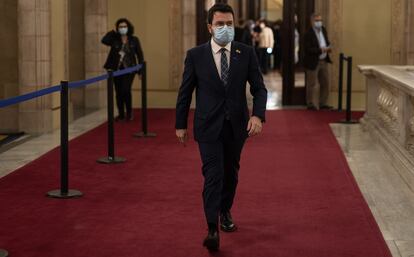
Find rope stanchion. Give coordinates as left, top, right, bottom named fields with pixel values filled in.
left=47, top=81, right=83, bottom=199
left=0, top=64, right=141, bottom=197
left=338, top=55, right=358, bottom=124
left=0, top=249, right=8, bottom=257
left=338, top=53, right=344, bottom=111
left=97, top=70, right=126, bottom=164
left=134, top=62, right=156, bottom=138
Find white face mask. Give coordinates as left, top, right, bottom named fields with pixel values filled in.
left=119, top=27, right=128, bottom=35
left=314, top=21, right=323, bottom=29
left=212, top=25, right=235, bottom=46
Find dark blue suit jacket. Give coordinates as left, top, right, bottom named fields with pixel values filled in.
left=175, top=40, right=267, bottom=142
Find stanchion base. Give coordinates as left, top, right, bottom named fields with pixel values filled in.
left=47, top=189, right=83, bottom=199
left=133, top=132, right=157, bottom=138
left=97, top=156, right=126, bottom=164
left=0, top=249, right=8, bottom=257
left=339, top=120, right=359, bottom=124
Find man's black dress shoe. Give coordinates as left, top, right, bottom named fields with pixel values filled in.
left=220, top=211, right=237, bottom=232
left=307, top=105, right=317, bottom=111
left=203, top=227, right=219, bottom=251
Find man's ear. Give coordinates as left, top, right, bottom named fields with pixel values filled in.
left=207, top=24, right=213, bottom=34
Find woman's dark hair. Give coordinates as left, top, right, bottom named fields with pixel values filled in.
left=115, top=18, right=135, bottom=36
left=207, top=3, right=234, bottom=25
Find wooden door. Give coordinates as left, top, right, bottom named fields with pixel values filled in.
left=282, top=0, right=314, bottom=105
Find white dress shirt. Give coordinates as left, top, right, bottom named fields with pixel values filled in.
left=211, top=38, right=231, bottom=79
left=313, top=28, right=328, bottom=60
left=259, top=27, right=274, bottom=49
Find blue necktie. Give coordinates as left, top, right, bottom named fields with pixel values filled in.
left=220, top=48, right=229, bottom=86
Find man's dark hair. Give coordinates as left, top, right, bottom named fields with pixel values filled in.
left=115, top=18, right=135, bottom=36
left=207, top=3, right=234, bottom=25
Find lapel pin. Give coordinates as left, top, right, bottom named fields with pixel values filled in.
left=236, top=49, right=241, bottom=54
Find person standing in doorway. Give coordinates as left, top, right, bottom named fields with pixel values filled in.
left=304, top=14, right=333, bottom=110
left=102, top=18, right=144, bottom=121
left=175, top=3, right=267, bottom=252
left=257, top=19, right=274, bottom=74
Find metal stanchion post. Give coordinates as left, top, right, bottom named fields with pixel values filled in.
left=47, top=81, right=83, bottom=199
left=0, top=249, right=8, bottom=257
left=134, top=62, right=156, bottom=138
left=98, top=70, right=126, bottom=164
left=338, top=53, right=344, bottom=111
left=340, top=57, right=358, bottom=124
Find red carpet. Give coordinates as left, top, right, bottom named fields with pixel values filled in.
left=0, top=110, right=392, bottom=257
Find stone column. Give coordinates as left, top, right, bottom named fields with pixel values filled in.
left=391, top=0, right=407, bottom=65
left=84, top=0, right=108, bottom=109
left=18, top=0, right=53, bottom=134
left=0, top=0, right=19, bottom=133
left=169, top=0, right=196, bottom=89
left=169, top=0, right=184, bottom=89
left=405, top=0, right=414, bottom=65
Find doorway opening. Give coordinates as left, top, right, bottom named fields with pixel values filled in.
left=195, top=0, right=315, bottom=107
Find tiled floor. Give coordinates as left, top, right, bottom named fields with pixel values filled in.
left=1, top=72, right=413, bottom=256
left=0, top=108, right=107, bottom=178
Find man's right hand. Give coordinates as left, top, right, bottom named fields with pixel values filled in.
left=322, top=47, right=331, bottom=53
left=176, top=129, right=188, bottom=145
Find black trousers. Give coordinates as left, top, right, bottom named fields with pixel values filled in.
left=113, top=73, right=135, bottom=118
left=258, top=48, right=270, bottom=74
left=197, top=120, right=246, bottom=226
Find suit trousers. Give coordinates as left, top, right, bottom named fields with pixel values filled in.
left=197, top=120, right=246, bottom=226
left=114, top=73, right=135, bottom=118
left=306, top=60, right=329, bottom=108
left=258, top=48, right=270, bottom=74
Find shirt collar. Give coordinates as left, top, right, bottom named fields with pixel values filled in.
left=211, top=38, right=232, bottom=54
left=313, top=27, right=322, bottom=34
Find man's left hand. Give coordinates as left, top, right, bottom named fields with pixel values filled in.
left=247, top=116, right=263, bottom=137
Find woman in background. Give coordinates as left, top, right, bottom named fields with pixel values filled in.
left=102, top=18, right=144, bottom=121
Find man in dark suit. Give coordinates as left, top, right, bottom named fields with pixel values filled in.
left=304, top=13, right=333, bottom=110
left=175, top=3, right=267, bottom=252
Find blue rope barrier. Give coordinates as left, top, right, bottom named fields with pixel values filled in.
left=69, top=74, right=108, bottom=89
left=113, top=64, right=142, bottom=77
left=0, top=64, right=143, bottom=108
left=0, top=85, right=61, bottom=108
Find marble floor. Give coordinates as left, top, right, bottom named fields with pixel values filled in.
left=1, top=72, right=413, bottom=256
left=0, top=108, right=107, bottom=178
left=332, top=124, right=414, bottom=257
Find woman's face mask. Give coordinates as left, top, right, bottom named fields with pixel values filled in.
left=118, top=27, right=128, bottom=35
left=212, top=25, right=235, bottom=46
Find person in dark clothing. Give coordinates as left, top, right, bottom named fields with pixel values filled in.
left=239, top=20, right=254, bottom=46
left=102, top=18, right=144, bottom=121
left=234, top=19, right=244, bottom=42
left=303, top=14, right=333, bottom=110
left=176, top=4, right=267, bottom=251
left=272, top=20, right=282, bottom=70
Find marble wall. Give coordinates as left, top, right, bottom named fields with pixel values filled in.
left=84, top=0, right=108, bottom=109
left=18, top=0, right=54, bottom=134
left=316, top=0, right=393, bottom=110
left=170, top=0, right=197, bottom=90
left=0, top=0, right=108, bottom=134
left=68, top=0, right=86, bottom=114
left=0, top=0, right=19, bottom=133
